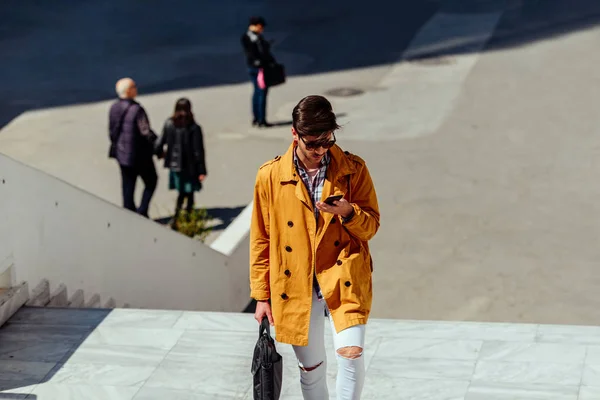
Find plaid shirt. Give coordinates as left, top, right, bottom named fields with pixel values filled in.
left=293, top=149, right=330, bottom=220
left=293, top=148, right=330, bottom=304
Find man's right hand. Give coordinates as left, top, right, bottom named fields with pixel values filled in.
left=255, top=300, right=274, bottom=326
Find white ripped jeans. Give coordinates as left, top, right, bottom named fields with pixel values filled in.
left=292, top=287, right=366, bottom=400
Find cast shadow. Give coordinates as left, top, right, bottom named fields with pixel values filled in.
left=267, top=120, right=293, bottom=127
left=3, top=0, right=597, bottom=131
left=0, top=307, right=112, bottom=396
left=154, top=205, right=246, bottom=232
left=205, top=206, right=246, bottom=231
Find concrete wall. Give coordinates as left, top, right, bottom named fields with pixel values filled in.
left=0, top=153, right=250, bottom=311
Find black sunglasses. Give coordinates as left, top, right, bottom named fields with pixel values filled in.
left=299, top=132, right=336, bottom=150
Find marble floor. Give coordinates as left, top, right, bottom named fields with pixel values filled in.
left=0, top=307, right=599, bottom=400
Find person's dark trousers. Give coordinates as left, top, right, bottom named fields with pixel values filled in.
left=171, top=192, right=194, bottom=229
left=176, top=192, right=194, bottom=214
left=249, top=67, right=268, bottom=124
left=119, top=158, right=158, bottom=218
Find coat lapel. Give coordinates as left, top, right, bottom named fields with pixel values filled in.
left=278, top=144, right=314, bottom=212
left=295, top=178, right=313, bottom=211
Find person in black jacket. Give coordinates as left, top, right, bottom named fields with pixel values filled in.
left=155, top=98, right=207, bottom=221
left=241, top=16, right=276, bottom=128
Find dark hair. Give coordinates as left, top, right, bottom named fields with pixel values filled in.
left=172, top=98, right=195, bottom=128
left=292, top=95, right=340, bottom=137
left=249, top=16, right=266, bottom=26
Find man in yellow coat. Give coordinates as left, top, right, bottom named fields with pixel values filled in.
left=250, top=95, right=380, bottom=399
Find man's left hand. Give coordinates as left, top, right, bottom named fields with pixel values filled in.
left=316, top=198, right=354, bottom=218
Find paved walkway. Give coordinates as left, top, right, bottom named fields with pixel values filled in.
left=3, top=1, right=600, bottom=325
left=0, top=307, right=598, bottom=399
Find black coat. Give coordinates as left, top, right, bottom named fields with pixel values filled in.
left=155, top=119, right=207, bottom=177
left=241, top=31, right=276, bottom=68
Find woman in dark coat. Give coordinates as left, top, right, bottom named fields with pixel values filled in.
left=155, top=98, right=207, bottom=218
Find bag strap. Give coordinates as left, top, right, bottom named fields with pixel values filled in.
left=259, top=316, right=271, bottom=338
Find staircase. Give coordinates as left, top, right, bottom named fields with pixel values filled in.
left=0, top=278, right=121, bottom=328
left=25, top=279, right=121, bottom=309
left=0, top=282, right=29, bottom=328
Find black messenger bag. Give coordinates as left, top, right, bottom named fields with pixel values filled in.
left=251, top=317, right=283, bottom=400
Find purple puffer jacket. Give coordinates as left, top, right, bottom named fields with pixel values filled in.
left=108, top=99, right=156, bottom=166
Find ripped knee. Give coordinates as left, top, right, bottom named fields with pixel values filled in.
left=337, top=346, right=363, bottom=360
left=299, top=361, right=324, bottom=372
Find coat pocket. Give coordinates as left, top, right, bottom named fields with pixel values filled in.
left=334, top=251, right=372, bottom=306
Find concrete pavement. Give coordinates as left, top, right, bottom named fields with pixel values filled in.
left=3, top=0, right=600, bottom=326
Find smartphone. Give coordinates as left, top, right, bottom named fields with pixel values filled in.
left=324, top=194, right=343, bottom=205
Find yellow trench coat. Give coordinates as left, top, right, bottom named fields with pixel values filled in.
left=250, top=143, right=380, bottom=346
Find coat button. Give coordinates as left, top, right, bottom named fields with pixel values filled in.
left=281, top=293, right=288, bottom=300
left=331, top=218, right=336, bottom=224
left=284, top=269, right=291, bottom=276
left=345, top=281, right=351, bottom=287
left=336, top=260, right=342, bottom=266
left=334, top=241, right=340, bottom=247
left=285, top=246, right=292, bottom=252
left=287, top=221, right=294, bottom=227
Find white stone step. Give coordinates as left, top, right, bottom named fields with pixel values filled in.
left=47, top=284, right=68, bottom=307
left=0, top=257, right=14, bottom=288
left=68, top=289, right=85, bottom=308
left=26, top=279, right=50, bottom=306
left=84, top=293, right=101, bottom=308
left=0, top=282, right=29, bottom=327
left=103, top=297, right=116, bottom=308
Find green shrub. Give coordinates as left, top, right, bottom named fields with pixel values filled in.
left=172, top=208, right=212, bottom=242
